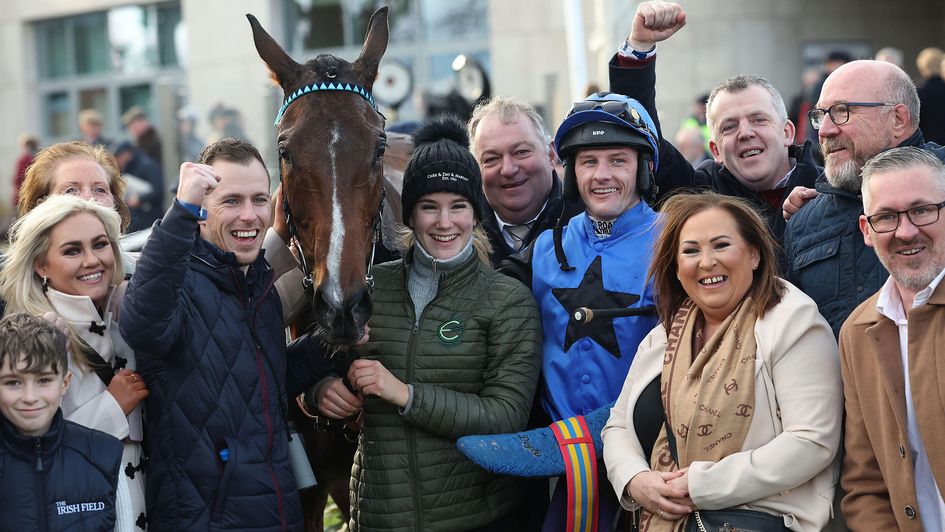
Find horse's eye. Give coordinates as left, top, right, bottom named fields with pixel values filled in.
left=375, top=143, right=387, bottom=161
left=279, top=146, right=292, bottom=165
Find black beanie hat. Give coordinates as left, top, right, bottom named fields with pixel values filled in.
left=401, top=116, right=484, bottom=225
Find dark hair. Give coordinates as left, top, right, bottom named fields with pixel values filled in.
left=197, top=137, right=268, bottom=175
left=0, top=313, right=68, bottom=376
left=648, top=192, right=784, bottom=330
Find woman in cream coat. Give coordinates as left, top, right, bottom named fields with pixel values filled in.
left=602, top=193, right=842, bottom=531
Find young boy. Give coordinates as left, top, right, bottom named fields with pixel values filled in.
left=0, top=313, right=132, bottom=531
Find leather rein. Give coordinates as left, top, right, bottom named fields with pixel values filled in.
left=274, top=79, right=386, bottom=295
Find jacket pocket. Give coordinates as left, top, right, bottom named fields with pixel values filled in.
left=790, top=236, right=841, bottom=301
left=211, top=436, right=239, bottom=522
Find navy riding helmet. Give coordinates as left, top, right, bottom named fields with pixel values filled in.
left=553, top=92, right=660, bottom=204
left=550, top=92, right=661, bottom=271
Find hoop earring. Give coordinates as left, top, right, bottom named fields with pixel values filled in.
left=42, top=276, right=49, bottom=294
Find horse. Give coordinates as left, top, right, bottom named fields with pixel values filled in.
left=248, top=8, right=409, bottom=531
left=249, top=6, right=402, bottom=346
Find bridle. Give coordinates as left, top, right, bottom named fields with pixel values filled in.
left=274, top=79, right=386, bottom=296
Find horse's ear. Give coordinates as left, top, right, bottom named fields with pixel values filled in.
left=247, top=13, right=300, bottom=89
left=354, top=6, right=389, bottom=89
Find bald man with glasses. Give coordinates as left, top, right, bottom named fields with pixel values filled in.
left=782, top=60, right=945, bottom=337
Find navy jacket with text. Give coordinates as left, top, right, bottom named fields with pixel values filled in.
left=0, top=410, right=122, bottom=532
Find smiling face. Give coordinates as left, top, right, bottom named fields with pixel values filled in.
left=49, top=158, right=115, bottom=208
left=708, top=85, right=794, bottom=192
left=861, top=165, right=945, bottom=303
left=817, top=62, right=903, bottom=191
left=200, top=158, right=272, bottom=266
left=473, top=113, right=555, bottom=225
left=0, top=358, right=70, bottom=437
left=676, top=208, right=760, bottom=329
left=34, top=212, right=117, bottom=308
left=410, top=192, right=475, bottom=260
left=574, top=146, right=640, bottom=221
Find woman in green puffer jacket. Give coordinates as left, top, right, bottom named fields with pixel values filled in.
left=311, top=117, right=542, bottom=531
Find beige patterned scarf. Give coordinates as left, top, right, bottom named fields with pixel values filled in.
left=640, top=298, right=758, bottom=532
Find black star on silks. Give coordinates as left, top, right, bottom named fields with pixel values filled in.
left=551, top=255, right=641, bottom=359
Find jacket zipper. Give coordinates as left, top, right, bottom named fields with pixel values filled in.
left=403, top=270, right=448, bottom=531
left=405, top=301, right=424, bottom=531
left=34, top=437, right=49, bottom=532
left=233, top=269, right=288, bottom=531
left=401, top=262, right=455, bottom=529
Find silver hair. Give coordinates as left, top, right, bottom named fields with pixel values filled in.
left=467, top=96, right=551, bottom=156
left=861, top=146, right=945, bottom=212
left=884, top=66, right=921, bottom=129
left=706, top=75, right=789, bottom=134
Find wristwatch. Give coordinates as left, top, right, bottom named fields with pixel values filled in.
left=618, top=40, right=656, bottom=60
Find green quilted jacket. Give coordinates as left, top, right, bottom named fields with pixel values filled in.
left=349, top=251, right=542, bottom=532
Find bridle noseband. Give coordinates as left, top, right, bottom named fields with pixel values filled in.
left=275, top=80, right=386, bottom=296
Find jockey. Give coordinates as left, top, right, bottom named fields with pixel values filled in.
left=470, top=92, right=662, bottom=532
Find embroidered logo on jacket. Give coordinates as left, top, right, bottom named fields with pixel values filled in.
left=437, top=320, right=464, bottom=344
left=55, top=500, right=105, bottom=515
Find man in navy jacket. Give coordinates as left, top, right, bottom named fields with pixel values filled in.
left=121, top=138, right=303, bottom=531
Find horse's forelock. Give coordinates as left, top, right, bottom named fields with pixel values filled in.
left=303, top=55, right=357, bottom=84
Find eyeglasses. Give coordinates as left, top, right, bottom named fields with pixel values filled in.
left=865, top=200, right=945, bottom=233
left=808, top=102, right=897, bottom=130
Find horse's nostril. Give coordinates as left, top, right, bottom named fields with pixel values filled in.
left=349, top=288, right=373, bottom=326
left=313, top=287, right=338, bottom=322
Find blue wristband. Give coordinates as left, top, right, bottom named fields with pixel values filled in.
left=175, top=199, right=207, bottom=221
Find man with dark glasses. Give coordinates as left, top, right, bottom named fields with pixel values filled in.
left=607, top=1, right=820, bottom=248
left=783, top=58, right=945, bottom=336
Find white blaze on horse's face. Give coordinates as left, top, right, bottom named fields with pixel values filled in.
left=325, top=122, right=346, bottom=307
left=410, top=192, right=475, bottom=261
left=200, top=159, right=272, bottom=266
left=248, top=6, right=389, bottom=343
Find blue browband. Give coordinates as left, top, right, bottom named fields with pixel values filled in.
left=274, top=81, right=378, bottom=125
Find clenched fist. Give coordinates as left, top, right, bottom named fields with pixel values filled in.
left=176, top=162, right=221, bottom=205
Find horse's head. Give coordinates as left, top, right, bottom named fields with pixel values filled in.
left=248, top=8, right=389, bottom=344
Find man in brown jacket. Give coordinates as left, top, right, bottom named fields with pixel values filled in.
left=839, top=146, right=945, bottom=531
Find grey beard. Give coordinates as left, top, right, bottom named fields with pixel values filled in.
left=876, top=248, right=945, bottom=294
left=886, top=260, right=945, bottom=293
left=825, top=158, right=863, bottom=192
